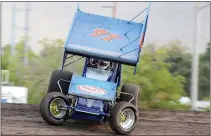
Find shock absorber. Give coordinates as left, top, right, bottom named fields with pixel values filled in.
left=68, top=96, right=77, bottom=116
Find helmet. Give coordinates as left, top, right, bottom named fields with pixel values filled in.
left=89, top=58, right=110, bottom=70
left=90, top=58, right=98, bottom=67
left=97, top=60, right=110, bottom=70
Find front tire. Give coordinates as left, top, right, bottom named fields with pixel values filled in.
left=40, top=92, right=69, bottom=125
left=109, top=102, right=137, bottom=135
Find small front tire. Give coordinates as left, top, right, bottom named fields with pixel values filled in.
left=40, top=92, right=69, bottom=125
left=109, top=102, right=137, bottom=135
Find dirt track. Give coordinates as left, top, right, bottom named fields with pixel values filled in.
left=1, top=104, right=210, bottom=135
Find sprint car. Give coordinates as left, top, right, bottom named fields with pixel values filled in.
left=40, top=3, right=151, bottom=135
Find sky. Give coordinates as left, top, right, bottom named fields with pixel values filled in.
left=2, top=2, right=210, bottom=54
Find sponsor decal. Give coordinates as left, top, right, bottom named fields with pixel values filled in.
left=89, top=28, right=121, bottom=42
left=102, top=33, right=121, bottom=42
left=89, top=28, right=109, bottom=37
left=77, top=85, right=107, bottom=95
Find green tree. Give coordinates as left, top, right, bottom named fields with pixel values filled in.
left=1, top=38, right=66, bottom=104
left=28, top=38, right=84, bottom=103
left=163, top=41, right=192, bottom=97
left=2, top=39, right=39, bottom=86
left=199, top=42, right=210, bottom=99
left=162, top=41, right=210, bottom=100
left=2, top=44, right=11, bottom=70
left=121, top=45, right=186, bottom=109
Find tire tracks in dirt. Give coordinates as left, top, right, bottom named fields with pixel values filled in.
left=1, top=104, right=210, bottom=135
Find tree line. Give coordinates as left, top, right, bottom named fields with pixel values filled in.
left=1, top=38, right=210, bottom=110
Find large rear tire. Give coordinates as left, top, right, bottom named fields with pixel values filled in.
left=120, top=83, right=140, bottom=109
left=40, top=92, right=70, bottom=125
left=109, top=102, right=137, bottom=135
left=47, top=70, right=73, bottom=95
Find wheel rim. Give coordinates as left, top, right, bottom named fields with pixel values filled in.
left=119, top=109, right=135, bottom=130
left=49, top=98, right=67, bottom=119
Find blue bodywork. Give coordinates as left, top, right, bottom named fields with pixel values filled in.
left=68, top=74, right=117, bottom=101
left=65, top=10, right=141, bottom=66
left=63, top=3, right=151, bottom=69
left=60, top=3, right=151, bottom=122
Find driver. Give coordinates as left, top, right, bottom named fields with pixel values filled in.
left=89, top=58, right=111, bottom=70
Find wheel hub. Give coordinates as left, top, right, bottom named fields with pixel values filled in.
left=50, top=102, right=59, bottom=115
left=49, top=98, right=67, bottom=119
left=119, top=109, right=135, bottom=130
left=120, top=112, right=127, bottom=122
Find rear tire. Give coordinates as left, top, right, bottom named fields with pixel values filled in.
left=40, top=92, right=70, bottom=125
left=109, top=102, right=137, bottom=135
left=47, top=70, right=73, bottom=95
left=120, top=83, right=140, bottom=109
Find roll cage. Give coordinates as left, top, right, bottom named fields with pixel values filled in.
left=60, top=54, right=122, bottom=88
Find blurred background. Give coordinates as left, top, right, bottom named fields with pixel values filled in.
left=1, top=2, right=210, bottom=111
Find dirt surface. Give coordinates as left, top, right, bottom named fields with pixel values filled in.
left=1, top=104, right=210, bottom=135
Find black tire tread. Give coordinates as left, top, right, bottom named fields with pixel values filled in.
left=47, top=70, right=73, bottom=94
left=120, top=83, right=140, bottom=109
left=40, top=92, right=69, bottom=125
left=109, top=101, right=137, bottom=135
